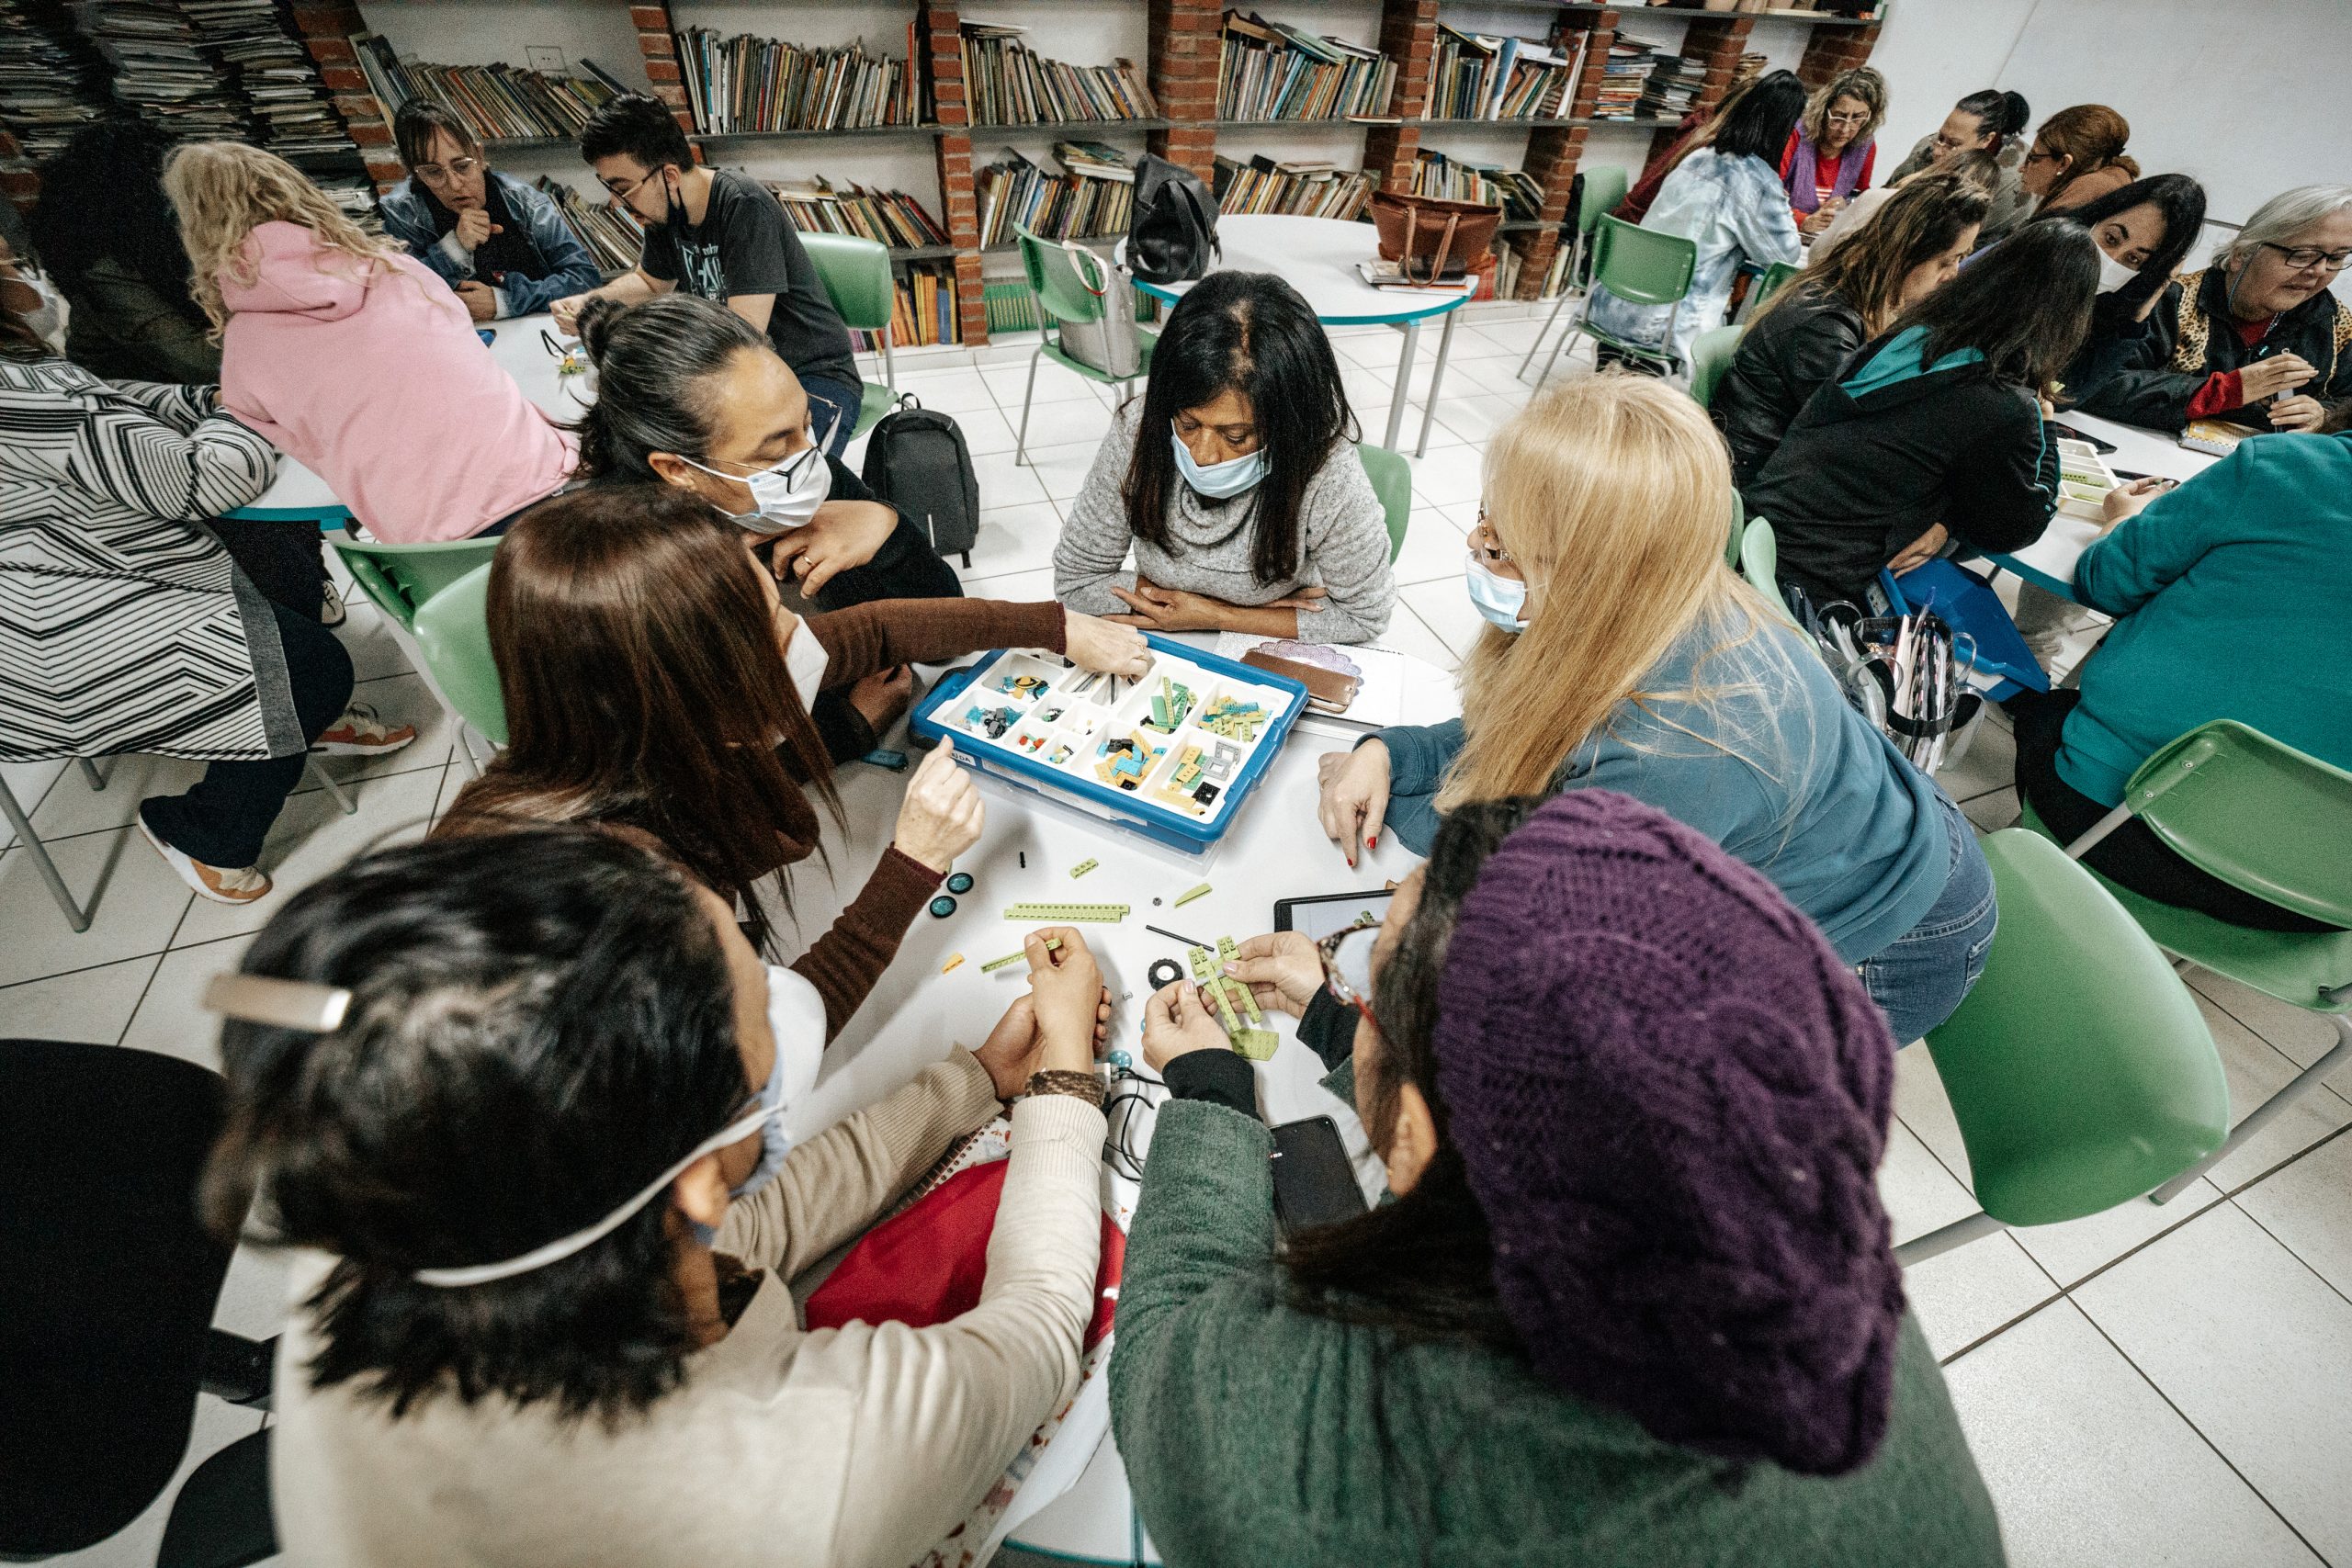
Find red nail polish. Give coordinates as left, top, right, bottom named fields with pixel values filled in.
left=1366, top=834, right=1377, bottom=850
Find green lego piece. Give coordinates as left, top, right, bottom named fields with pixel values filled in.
left=1173, top=882, right=1212, bottom=908
left=1216, top=936, right=1261, bottom=1024
left=1002, top=901, right=1130, bottom=922
left=1069, top=857, right=1099, bottom=878
left=1230, top=1028, right=1280, bottom=1061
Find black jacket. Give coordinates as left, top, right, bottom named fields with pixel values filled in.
left=2079, top=265, right=2352, bottom=432
left=1741, top=328, right=2061, bottom=607
left=1712, top=283, right=1867, bottom=485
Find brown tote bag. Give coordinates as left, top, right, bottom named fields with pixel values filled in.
left=1369, top=191, right=1503, bottom=283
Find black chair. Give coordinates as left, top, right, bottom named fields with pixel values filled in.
left=0, top=1039, right=277, bottom=1566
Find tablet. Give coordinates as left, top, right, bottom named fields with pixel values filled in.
left=1273, top=888, right=1394, bottom=940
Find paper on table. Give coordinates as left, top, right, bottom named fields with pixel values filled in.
left=1211, top=633, right=1459, bottom=729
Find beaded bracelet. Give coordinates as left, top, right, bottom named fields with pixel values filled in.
left=1023, top=1069, right=1108, bottom=1109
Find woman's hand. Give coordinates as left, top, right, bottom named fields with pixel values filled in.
left=1141, top=979, right=1233, bottom=1073
left=1800, top=200, right=1842, bottom=237
left=1224, top=931, right=1323, bottom=1020
left=1026, top=927, right=1106, bottom=1073
left=1317, top=741, right=1390, bottom=870
left=2238, top=354, right=2315, bottom=404
left=766, top=498, right=893, bottom=598
left=2268, top=393, right=2327, bottom=433
left=453, top=280, right=498, bottom=321
left=548, top=292, right=589, bottom=334
left=1104, top=576, right=1327, bottom=631
left=1886, top=523, right=1949, bottom=576
left=453, top=208, right=501, bottom=251
left=2100, top=476, right=2171, bottom=529
left=1062, top=611, right=1152, bottom=678
left=892, top=744, right=983, bottom=874
left=973, top=981, right=1115, bottom=1098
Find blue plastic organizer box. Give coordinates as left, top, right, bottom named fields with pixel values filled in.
left=910, top=632, right=1309, bottom=856
left=1866, top=558, right=2051, bottom=702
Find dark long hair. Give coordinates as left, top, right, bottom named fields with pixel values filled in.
left=1954, top=88, right=2030, bottom=152
left=203, top=829, right=749, bottom=1423
left=1278, top=796, right=1544, bottom=1351
left=1888, top=217, right=2098, bottom=389
left=28, top=117, right=206, bottom=324
left=2058, top=173, right=2207, bottom=311
left=1711, top=70, right=1806, bottom=165
left=438, top=484, right=838, bottom=955
left=1760, top=172, right=1990, bottom=335
left=570, top=293, right=771, bottom=483
left=1122, top=271, right=1353, bottom=588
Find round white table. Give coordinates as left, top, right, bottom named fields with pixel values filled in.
left=226, top=314, right=585, bottom=521
left=1121, top=213, right=1477, bottom=458
left=1984, top=409, right=2222, bottom=602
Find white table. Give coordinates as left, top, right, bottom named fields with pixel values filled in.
left=1122, top=213, right=1476, bottom=458
left=226, top=313, right=585, bottom=522
left=1984, top=409, right=2221, bottom=601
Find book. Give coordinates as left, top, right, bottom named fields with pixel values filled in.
left=673, top=28, right=916, bottom=135
left=0, top=0, right=113, bottom=160
left=761, top=176, right=951, bottom=251
left=977, top=143, right=1136, bottom=247
left=532, top=174, right=646, bottom=273
left=354, top=34, right=628, bottom=142
left=958, top=22, right=1156, bottom=127
left=1216, top=10, right=1396, bottom=122
left=1411, top=149, right=1542, bottom=220
left=1212, top=154, right=1375, bottom=220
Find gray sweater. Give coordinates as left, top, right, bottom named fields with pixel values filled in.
left=1053, top=400, right=1396, bottom=644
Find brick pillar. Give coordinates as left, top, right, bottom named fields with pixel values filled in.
left=626, top=3, right=695, bottom=141
left=1510, top=14, right=1611, bottom=299
left=1148, top=0, right=1222, bottom=180
left=919, top=0, right=987, bottom=344
left=1797, top=22, right=1883, bottom=90
left=288, top=0, right=401, bottom=188
left=1363, top=0, right=1435, bottom=192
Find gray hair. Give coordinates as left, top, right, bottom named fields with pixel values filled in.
left=571, top=293, right=770, bottom=482
left=2223, top=184, right=2352, bottom=268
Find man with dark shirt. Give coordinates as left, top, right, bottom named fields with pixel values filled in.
left=555, top=94, right=865, bottom=456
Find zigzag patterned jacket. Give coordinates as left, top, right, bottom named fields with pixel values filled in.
left=0, top=356, right=292, bottom=765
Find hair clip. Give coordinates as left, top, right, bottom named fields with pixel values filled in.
left=202, top=973, right=353, bottom=1034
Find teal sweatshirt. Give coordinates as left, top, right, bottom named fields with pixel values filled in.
left=2063, top=432, right=2352, bottom=806
left=1375, top=608, right=1953, bottom=964
left=1108, top=1098, right=2008, bottom=1568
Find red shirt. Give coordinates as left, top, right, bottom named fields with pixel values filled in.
left=2186, top=313, right=2282, bottom=419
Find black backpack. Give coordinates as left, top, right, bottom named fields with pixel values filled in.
left=1129, top=154, right=1222, bottom=285
left=860, top=394, right=979, bottom=566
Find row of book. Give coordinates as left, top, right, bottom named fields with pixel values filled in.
left=1217, top=13, right=1396, bottom=123
left=887, top=263, right=964, bottom=347
left=1211, top=154, right=1376, bottom=221
left=675, top=28, right=919, bottom=136
left=532, top=175, right=645, bottom=274
left=1635, top=46, right=1710, bottom=121
left=353, top=36, right=629, bottom=143
left=958, top=24, right=1157, bottom=127
left=1592, top=33, right=1676, bottom=120
left=763, top=177, right=951, bottom=252
left=0, top=1, right=111, bottom=161
left=1429, top=25, right=1588, bottom=122
left=1410, top=150, right=1543, bottom=221
left=976, top=141, right=1136, bottom=247
left=79, top=0, right=245, bottom=141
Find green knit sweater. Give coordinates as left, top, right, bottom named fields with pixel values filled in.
left=1109, top=1098, right=2008, bottom=1568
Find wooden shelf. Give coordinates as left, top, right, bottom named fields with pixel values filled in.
left=481, top=136, right=588, bottom=152
left=1416, top=116, right=1589, bottom=130
left=965, top=118, right=1174, bottom=136
left=693, top=122, right=945, bottom=144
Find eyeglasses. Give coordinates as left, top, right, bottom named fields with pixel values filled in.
left=412, top=155, right=481, bottom=186
left=2024, top=147, right=2058, bottom=165
left=2259, top=242, right=2352, bottom=275
left=602, top=166, right=665, bottom=203
left=1470, top=510, right=1514, bottom=565
left=1317, top=915, right=1382, bottom=1015
left=1825, top=111, right=1871, bottom=129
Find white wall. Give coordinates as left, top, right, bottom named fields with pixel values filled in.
left=1871, top=0, right=2352, bottom=228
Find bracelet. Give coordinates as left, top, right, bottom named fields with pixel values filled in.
left=1024, top=1069, right=1107, bottom=1109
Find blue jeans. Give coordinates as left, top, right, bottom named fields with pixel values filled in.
left=1856, top=792, right=1998, bottom=1043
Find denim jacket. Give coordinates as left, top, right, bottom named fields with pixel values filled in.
left=378, top=171, right=604, bottom=319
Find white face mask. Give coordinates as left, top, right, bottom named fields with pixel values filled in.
left=1464, top=553, right=1529, bottom=632
left=1171, top=425, right=1267, bottom=499
left=781, top=617, right=829, bottom=714
left=683, top=442, right=831, bottom=533
left=11, top=270, right=62, bottom=345
left=2096, top=251, right=2139, bottom=296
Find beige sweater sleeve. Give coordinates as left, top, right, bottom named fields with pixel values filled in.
left=715, top=1050, right=1001, bottom=1280
left=809, top=1092, right=1109, bottom=1568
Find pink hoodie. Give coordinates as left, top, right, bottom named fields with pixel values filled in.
left=218, top=220, right=576, bottom=543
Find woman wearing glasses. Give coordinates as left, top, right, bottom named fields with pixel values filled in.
left=2016, top=105, right=2137, bottom=218
left=1116, top=793, right=2006, bottom=1568
left=2083, top=185, right=2352, bottom=434
left=378, top=99, right=603, bottom=323
left=1780, top=67, right=1888, bottom=240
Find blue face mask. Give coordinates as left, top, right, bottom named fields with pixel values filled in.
left=1171, top=425, right=1267, bottom=500
left=1465, top=553, right=1529, bottom=632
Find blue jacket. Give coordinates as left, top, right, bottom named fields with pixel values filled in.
left=1376, top=606, right=1955, bottom=964
left=378, top=171, right=603, bottom=320
left=2062, top=431, right=2352, bottom=806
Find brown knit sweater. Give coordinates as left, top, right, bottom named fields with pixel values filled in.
left=439, top=596, right=1069, bottom=1038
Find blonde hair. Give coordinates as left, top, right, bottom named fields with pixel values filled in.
left=1436, top=375, right=1794, bottom=813
left=163, top=141, right=401, bottom=339
left=1803, top=66, right=1888, bottom=150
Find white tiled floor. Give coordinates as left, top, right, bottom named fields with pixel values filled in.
left=10, top=321, right=2349, bottom=1568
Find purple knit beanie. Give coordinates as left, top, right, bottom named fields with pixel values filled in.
left=1432, top=790, right=1904, bottom=1477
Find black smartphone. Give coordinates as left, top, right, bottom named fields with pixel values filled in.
left=2048, top=420, right=2117, bottom=455
left=1270, top=1115, right=1369, bottom=1235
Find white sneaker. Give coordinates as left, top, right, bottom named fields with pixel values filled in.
left=321, top=578, right=347, bottom=627
left=311, top=701, right=417, bottom=756
left=138, top=814, right=272, bottom=905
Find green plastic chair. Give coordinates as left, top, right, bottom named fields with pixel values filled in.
left=410, top=560, right=508, bottom=749
left=1686, top=321, right=1745, bottom=409
left=1518, top=163, right=1631, bottom=381
left=1738, top=515, right=1795, bottom=625
left=327, top=531, right=503, bottom=633
left=800, top=231, right=898, bottom=439
left=1355, top=443, right=1410, bottom=563
left=1897, top=829, right=2229, bottom=1265
left=1012, top=224, right=1155, bottom=466
left=2022, top=720, right=2352, bottom=1202
left=1724, top=487, right=1746, bottom=568
left=1745, top=260, right=1802, bottom=321
left=1528, top=216, right=1699, bottom=389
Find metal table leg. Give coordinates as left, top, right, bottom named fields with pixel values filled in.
left=1382, top=319, right=1420, bottom=450
left=1415, top=309, right=1462, bottom=458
